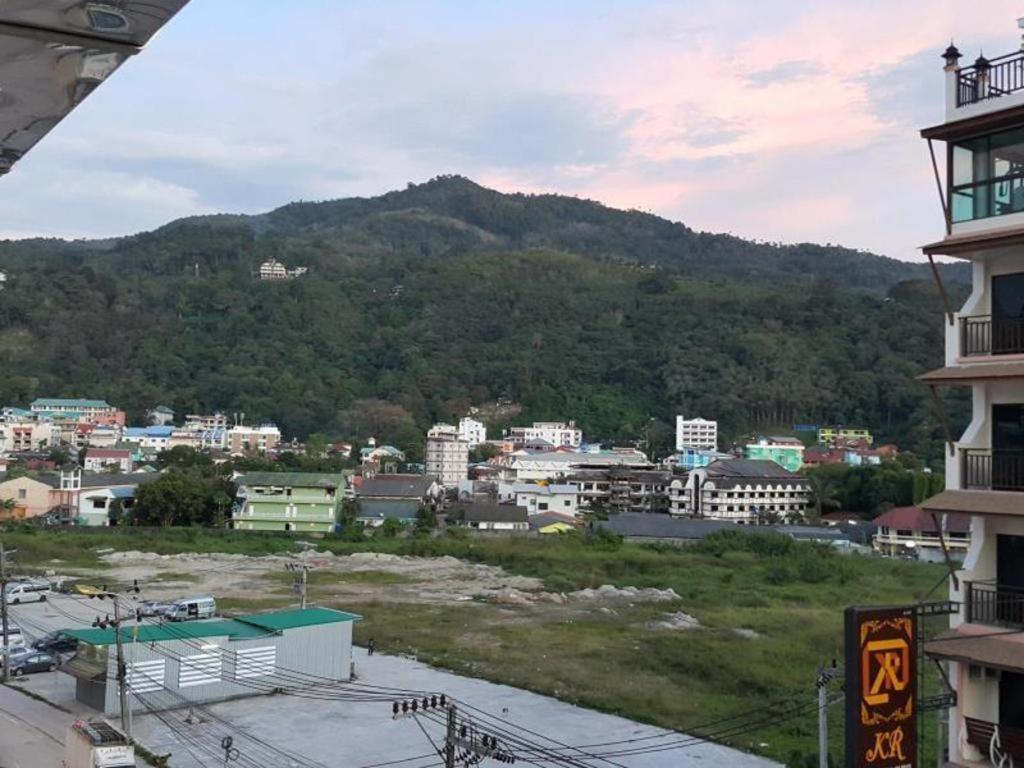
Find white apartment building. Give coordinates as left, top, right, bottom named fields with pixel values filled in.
left=458, top=417, right=487, bottom=449
left=675, top=416, right=718, bottom=451
left=497, top=482, right=579, bottom=516
left=670, top=458, right=809, bottom=523
left=227, top=424, right=281, bottom=454
left=425, top=424, right=469, bottom=486
left=505, top=421, right=582, bottom=449
left=917, top=34, right=1024, bottom=766
left=508, top=449, right=651, bottom=483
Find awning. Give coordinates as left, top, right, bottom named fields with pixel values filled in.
left=918, top=361, right=1024, bottom=385
left=921, top=489, right=1024, bottom=518
left=922, top=224, right=1024, bottom=258
left=925, top=627, right=1024, bottom=672
left=921, top=103, right=1024, bottom=142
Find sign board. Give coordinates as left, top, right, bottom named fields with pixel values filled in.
left=844, top=606, right=917, bottom=768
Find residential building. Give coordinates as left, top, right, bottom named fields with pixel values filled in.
left=61, top=607, right=358, bottom=715
left=0, top=475, right=56, bottom=519
left=147, top=405, right=175, bottom=426
left=354, top=474, right=443, bottom=527
left=506, top=448, right=651, bottom=483
left=425, top=424, right=469, bottom=486
left=233, top=472, right=344, bottom=533
left=258, top=258, right=288, bottom=280
left=0, top=421, right=60, bottom=453
left=670, top=458, right=809, bottom=523
left=123, top=426, right=174, bottom=451
left=77, top=487, right=140, bottom=527
left=227, top=424, right=281, bottom=455
left=567, top=468, right=672, bottom=513
left=70, top=473, right=160, bottom=526
left=871, top=506, right=971, bottom=562
left=817, top=425, right=873, bottom=445
left=505, top=421, right=582, bottom=449
left=499, top=482, right=579, bottom=516
left=184, top=412, right=229, bottom=432
left=83, top=448, right=132, bottom=473
left=358, top=439, right=405, bottom=467
left=453, top=503, right=529, bottom=532
left=743, top=436, right=805, bottom=472
left=915, top=36, right=1024, bottom=764
left=675, top=416, right=718, bottom=451
left=75, top=423, right=120, bottom=449
left=29, top=398, right=124, bottom=426
left=667, top=448, right=733, bottom=471
left=458, top=417, right=487, bottom=448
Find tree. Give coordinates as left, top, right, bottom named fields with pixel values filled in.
left=468, top=443, right=499, bottom=463
left=414, top=506, right=437, bottom=536
left=107, top=498, right=124, bottom=527
left=378, top=517, right=403, bottom=538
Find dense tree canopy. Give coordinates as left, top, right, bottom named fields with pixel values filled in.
left=0, top=177, right=968, bottom=465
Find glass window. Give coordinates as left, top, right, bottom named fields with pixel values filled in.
left=952, top=129, right=1024, bottom=222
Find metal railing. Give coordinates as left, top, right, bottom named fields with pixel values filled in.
left=962, top=448, right=1024, bottom=491
left=960, top=315, right=1024, bottom=356
left=958, top=51, right=1024, bottom=106
left=965, top=580, right=1024, bottom=628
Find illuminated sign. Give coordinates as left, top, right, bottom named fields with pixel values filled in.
left=844, top=606, right=917, bottom=768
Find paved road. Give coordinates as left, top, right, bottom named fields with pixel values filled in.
left=0, top=682, right=70, bottom=768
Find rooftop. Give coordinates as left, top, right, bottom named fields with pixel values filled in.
left=704, top=458, right=805, bottom=480
left=359, top=474, right=434, bottom=498
left=873, top=506, right=971, bottom=534
left=237, top=471, right=343, bottom=489
left=31, top=398, right=111, bottom=409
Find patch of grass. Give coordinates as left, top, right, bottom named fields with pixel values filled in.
left=149, top=571, right=201, bottom=583
left=216, top=596, right=294, bottom=614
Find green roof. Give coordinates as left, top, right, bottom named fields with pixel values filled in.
left=237, top=472, right=344, bottom=489
left=62, top=608, right=359, bottom=647
left=31, top=398, right=111, bottom=409
left=237, top=607, right=361, bottom=631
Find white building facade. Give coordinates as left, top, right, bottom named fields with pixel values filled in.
left=458, top=417, right=487, bottom=448
left=918, top=36, right=1024, bottom=767
left=425, top=424, right=469, bottom=486
left=505, top=421, right=582, bottom=449
left=675, top=416, right=718, bottom=451
left=672, top=458, right=809, bottom=523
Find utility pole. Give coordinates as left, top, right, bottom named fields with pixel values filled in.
left=112, top=598, right=130, bottom=738
left=817, top=661, right=839, bottom=768
left=445, top=703, right=457, bottom=768
left=0, top=542, right=11, bottom=684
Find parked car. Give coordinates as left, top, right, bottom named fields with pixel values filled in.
left=4, top=581, right=51, bottom=604
left=165, top=596, right=216, bottom=622
left=8, top=650, right=58, bottom=676
left=32, top=631, right=77, bottom=654
left=137, top=599, right=174, bottom=618
left=1, top=646, right=35, bottom=667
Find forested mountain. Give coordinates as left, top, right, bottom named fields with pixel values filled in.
left=0, top=176, right=967, bottom=463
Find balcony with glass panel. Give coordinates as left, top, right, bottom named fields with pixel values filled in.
left=951, top=128, right=1024, bottom=224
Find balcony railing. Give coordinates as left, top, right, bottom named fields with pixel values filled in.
left=965, top=580, right=1024, bottom=628
left=960, top=315, right=1024, bottom=356
left=962, top=449, right=1024, bottom=491
left=965, top=717, right=1024, bottom=763
left=958, top=51, right=1024, bottom=106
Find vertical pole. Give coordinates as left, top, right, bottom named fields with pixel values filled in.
left=112, top=598, right=131, bottom=739
left=445, top=704, right=457, bottom=768
left=300, top=566, right=308, bottom=611
left=818, top=668, right=828, bottom=768
left=1, top=542, right=8, bottom=684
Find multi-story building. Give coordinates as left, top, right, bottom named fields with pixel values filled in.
left=669, top=458, right=809, bottom=522
left=425, top=424, right=469, bottom=486
left=743, top=436, right=805, bottom=472
left=458, top=417, right=487, bottom=448
left=0, top=421, right=61, bottom=453
left=872, top=506, right=971, bottom=563
left=916, top=34, right=1024, bottom=765
left=258, top=258, right=288, bottom=280
left=233, top=472, right=343, bottom=533
left=567, top=468, right=672, bottom=513
left=83, top=448, right=133, bottom=473
left=816, top=425, right=873, bottom=445
left=227, top=424, right=281, bottom=455
left=668, top=448, right=734, bottom=471
left=675, top=416, right=718, bottom=451
left=505, top=421, right=582, bottom=449
left=123, top=426, right=174, bottom=451
left=501, top=482, right=579, bottom=517
left=184, top=412, right=229, bottom=432
left=29, top=398, right=125, bottom=426
left=506, top=448, right=651, bottom=483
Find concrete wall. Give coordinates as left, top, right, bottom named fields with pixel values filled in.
left=0, top=476, right=53, bottom=518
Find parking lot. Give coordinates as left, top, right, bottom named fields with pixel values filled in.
left=3, top=597, right=779, bottom=768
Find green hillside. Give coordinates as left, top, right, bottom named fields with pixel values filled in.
left=0, top=176, right=966, bottom=462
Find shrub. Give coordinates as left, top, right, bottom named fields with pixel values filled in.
left=762, top=561, right=794, bottom=585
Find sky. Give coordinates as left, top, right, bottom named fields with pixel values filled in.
left=2, top=0, right=1022, bottom=260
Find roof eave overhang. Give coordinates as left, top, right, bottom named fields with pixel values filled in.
left=921, top=103, right=1024, bottom=142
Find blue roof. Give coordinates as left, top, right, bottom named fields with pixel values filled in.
left=125, top=426, right=173, bottom=438
left=110, top=487, right=137, bottom=499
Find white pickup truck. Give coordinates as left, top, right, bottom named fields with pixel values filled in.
left=63, top=719, right=136, bottom=768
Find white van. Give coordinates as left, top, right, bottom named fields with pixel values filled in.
left=5, top=581, right=50, bottom=604
left=164, top=596, right=216, bottom=622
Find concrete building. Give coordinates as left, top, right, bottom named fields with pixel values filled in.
left=505, top=421, right=582, bottom=449
left=507, top=449, right=651, bottom=483
left=816, top=425, right=873, bottom=445
left=454, top=503, right=529, bottom=532
left=872, top=506, right=971, bottom=563
left=914, top=35, right=1024, bottom=764
left=0, top=474, right=56, bottom=519
left=233, top=472, right=344, bottom=533
left=227, top=424, right=281, bottom=455
left=743, top=436, right=805, bottom=472
left=83, top=448, right=133, bottom=473
left=147, top=405, right=175, bottom=426
left=62, top=607, right=359, bottom=716
left=668, top=448, right=734, bottom=471
left=458, top=417, right=487, bottom=448
left=675, top=416, right=718, bottom=451
left=499, top=482, right=579, bottom=516
left=123, top=426, right=174, bottom=451
left=29, top=398, right=124, bottom=426
left=425, top=424, right=469, bottom=486
left=671, top=458, right=809, bottom=523
left=258, top=258, right=288, bottom=280
left=0, top=421, right=61, bottom=453
left=355, top=474, right=443, bottom=527
left=568, top=468, right=672, bottom=514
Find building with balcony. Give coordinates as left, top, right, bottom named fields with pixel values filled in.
left=227, top=424, right=281, bottom=455
left=675, top=416, right=718, bottom=451
left=743, top=436, right=805, bottom=472
left=671, top=458, right=809, bottom=523
left=872, top=506, right=971, bottom=562
left=424, top=424, right=469, bottom=487
left=917, top=31, right=1024, bottom=766
left=505, top=421, right=582, bottom=449
left=566, top=468, right=672, bottom=513
left=458, top=417, right=487, bottom=448
left=232, top=472, right=343, bottom=533
left=816, top=426, right=873, bottom=445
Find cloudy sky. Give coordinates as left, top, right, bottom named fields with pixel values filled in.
left=2, top=1, right=1021, bottom=259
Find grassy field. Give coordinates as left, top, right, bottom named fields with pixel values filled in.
left=0, top=525, right=949, bottom=766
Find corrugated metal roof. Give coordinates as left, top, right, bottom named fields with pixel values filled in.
left=239, top=607, right=360, bottom=631
left=31, top=398, right=111, bottom=408
left=237, top=472, right=343, bottom=489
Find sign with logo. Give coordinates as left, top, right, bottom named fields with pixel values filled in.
left=844, top=606, right=917, bottom=768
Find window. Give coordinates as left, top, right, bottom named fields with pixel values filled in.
left=17, top=489, right=25, bottom=500
left=951, top=128, right=1024, bottom=222
left=179, top=653, right=221, bottom=687
left=92, top=498, right=106, bottom=509
left=236, top=646, right=276, bottom=679
left=128, top=660, right=166, bottom=693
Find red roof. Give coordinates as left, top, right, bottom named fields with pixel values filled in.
left=86, top=448, right=131, bottom=459
left=874, top=506, right=971, bottom=533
